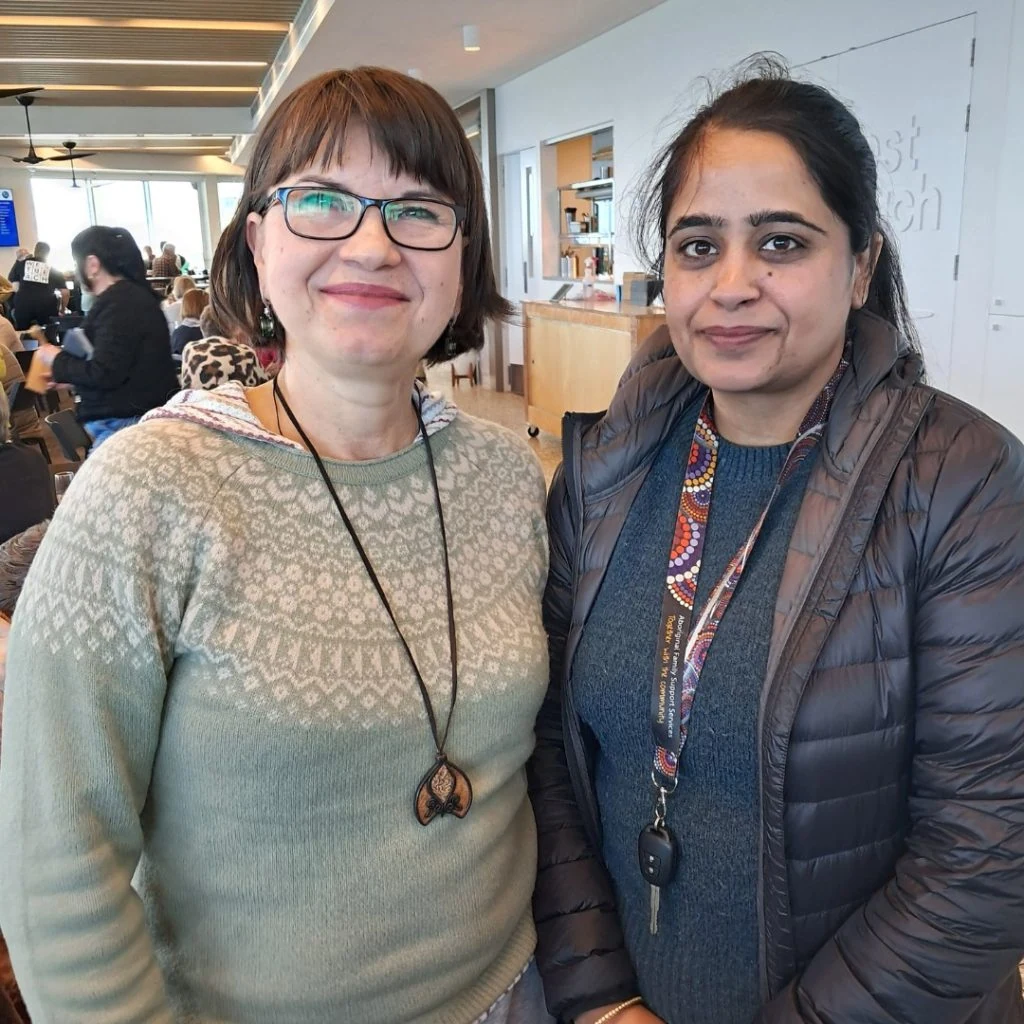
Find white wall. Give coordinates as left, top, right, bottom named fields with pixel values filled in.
left=495, top=0, right=1020, bottom=411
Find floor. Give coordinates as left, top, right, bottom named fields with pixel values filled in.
left=425, top=367, right=563, bottom=486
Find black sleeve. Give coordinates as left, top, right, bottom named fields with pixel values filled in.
left=756, top=416, right=1024, bottom=1024
left=8, top=260, right=23, bottom=284
left=50, top=269, right=67, bottom=289
left=51, top=298, right=139, bottom=391
left=528, top=464, right=638, bottom=1022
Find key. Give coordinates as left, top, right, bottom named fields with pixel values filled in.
left=638, top=824, right=677, bottom=935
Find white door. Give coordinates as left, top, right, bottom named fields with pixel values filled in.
left=802, top=16, right=976, bottom=391
left=499, top=147, right=540, bottom=388
left=982, top=317, right=1024, bottom=442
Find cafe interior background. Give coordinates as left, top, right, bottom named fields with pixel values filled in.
left=0, top=0, right=1022, bottom=462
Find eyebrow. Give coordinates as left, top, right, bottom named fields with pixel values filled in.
left=667, top=209, right=827, bottom=236
left=292, top=175, right=447, bottom=201
left=748, top=209, right=827, bottom=234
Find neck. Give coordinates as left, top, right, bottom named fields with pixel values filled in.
left=258, top=353, right=420, bottom=462
left=90, top=271, right=120, bottom=297
left=711, top=348, right=844, bottom=446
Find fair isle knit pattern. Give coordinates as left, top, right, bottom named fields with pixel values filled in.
left=0, top=395, right=549, bottom=1024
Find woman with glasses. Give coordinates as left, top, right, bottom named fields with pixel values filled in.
left=0, top=67, right=552, bottom=1024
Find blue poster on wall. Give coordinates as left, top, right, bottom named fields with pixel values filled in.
left=0, top=188, right=20, bottom=248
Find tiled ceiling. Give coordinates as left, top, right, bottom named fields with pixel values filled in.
left=0, top=0, right=304, bottom=106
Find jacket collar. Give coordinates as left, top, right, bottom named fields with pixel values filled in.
left=576, top=309, right=923, bottom=498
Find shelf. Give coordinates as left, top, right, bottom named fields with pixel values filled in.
left=561, top=233, right=613, bottom=245
left=559, top=176, right=614, bottom=193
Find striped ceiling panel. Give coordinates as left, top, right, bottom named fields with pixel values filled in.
left=0, top=26, right=285, bottom=63
left=0, top=0, right=300, bottom=18
left=0, top=63, right=264, bottom=88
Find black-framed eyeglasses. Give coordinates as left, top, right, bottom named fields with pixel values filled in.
left=261, top=186, right=467, bottom=252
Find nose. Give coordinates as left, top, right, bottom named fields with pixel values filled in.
left=335, top=204, right=401, bottom=268
left=708, top=247, right=761, bottom=310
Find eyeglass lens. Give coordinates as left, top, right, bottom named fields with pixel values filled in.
left=284, top=188, right=459, bottom=249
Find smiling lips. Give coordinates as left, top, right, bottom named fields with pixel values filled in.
left=321, top=282, right=409, bottom=309
left=701, top=325, right=776, bottom=347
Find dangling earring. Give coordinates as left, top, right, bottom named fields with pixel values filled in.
left=259, top=299, right=277, bottom=341
left=443, top=317, right=457, bottom=359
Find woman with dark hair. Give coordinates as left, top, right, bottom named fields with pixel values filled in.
left=530, top=60, right=1024, bottom=1024
left=28, top=225, right=177, bottom=447
left=0, top=67, right=551, bottom=1024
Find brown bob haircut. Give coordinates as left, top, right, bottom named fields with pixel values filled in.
left=180, top=287, right=210, bottom=321
left=210, top=66, right=512, bottom=364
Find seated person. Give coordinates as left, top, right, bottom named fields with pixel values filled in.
left=170, top=288, right=209, bottom=356
left=29, top=226, right=179, bottom=449
left=0, top=314, right=21, bottom=354
left=162, top=275, right=196, bottom=329
left=7, top=244, right=68, bottom=331
left=149, top=243, right=179, bottom=280
left=0, top=275, right=15, bottom=327
left=0, top=345, right=38, bottom=439
left=0, top=387, right=53, bottom=546
left=179, top=337, right=266, bottom=391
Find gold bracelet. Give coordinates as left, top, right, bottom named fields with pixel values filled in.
left=591, top=997, right=644, bottom=1024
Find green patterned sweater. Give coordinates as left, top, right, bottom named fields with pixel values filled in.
left=0, top=384, right=549, bottom=1024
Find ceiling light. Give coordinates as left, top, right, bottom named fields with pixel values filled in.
left=0, top=83, right=257, bottom=94
left=0, top=15, right=288, bottom=32
left=0, top=57, right=267, bottom=68
left=462, top=25, right=480, bottom=52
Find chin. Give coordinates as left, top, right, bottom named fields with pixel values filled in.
left=678, top=346, right=779, bottom=395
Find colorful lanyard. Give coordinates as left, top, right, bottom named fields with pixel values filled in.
left=650, top=354, right=850, bottom=792
left=640, top=355, right=848, bottom=934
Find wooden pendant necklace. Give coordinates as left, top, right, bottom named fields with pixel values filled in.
left=273, top=378, right=472, bottom=825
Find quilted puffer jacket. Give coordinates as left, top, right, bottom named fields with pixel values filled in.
left=529, top=310, right=1024, bottom=1024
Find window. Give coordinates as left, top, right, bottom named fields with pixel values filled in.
left=29, top=176, right=211, bottom=276
left=91, top=180, right=149, bottom=258
left=217, top=181, right=244, bottom=231
left=28, top=179, right=91, bottom=272
left=149, top=180, right=204, bottom=273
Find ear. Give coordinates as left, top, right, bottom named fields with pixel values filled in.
left=851, top=231, right=883, bottom=310
left=245, top=212, right=268, bottom=296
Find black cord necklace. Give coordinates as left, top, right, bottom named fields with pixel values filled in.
left=273, top=377, right=471, bottom=825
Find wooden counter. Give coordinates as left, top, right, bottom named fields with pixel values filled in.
left=522, top=299, right=666, bottom=436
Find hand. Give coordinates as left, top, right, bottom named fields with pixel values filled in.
left=34, top=342, right=61, bottom=369
left=15, top=247, right=29, bottom=260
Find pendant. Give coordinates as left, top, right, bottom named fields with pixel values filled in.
left=415, top=755, right=473, bottom=825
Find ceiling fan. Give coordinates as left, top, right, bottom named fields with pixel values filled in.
left=7, top=93, right=98, bottom=169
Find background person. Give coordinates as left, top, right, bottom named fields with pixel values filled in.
left=7, top=244, right=68, bottom=331
left=170, top=288, right=210, bottom=356
left=29, top=226, right=178, bottom=448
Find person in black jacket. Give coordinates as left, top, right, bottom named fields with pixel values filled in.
left=0, top=387, right=53, bottom=545
left=7, top=243, right=68, bottom=331
left=31, top=227, right=178, bottom=448
left=529, top=60, right=1024, bottom=1024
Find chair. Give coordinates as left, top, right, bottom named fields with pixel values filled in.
left=45, top=410, right=92, bottom=464
left=450, top=353, right=478, bottom=388
left=6, top=379, right=50, bottom=462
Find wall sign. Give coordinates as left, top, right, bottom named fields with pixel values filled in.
left=0, top=188, right=19, bottom=248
